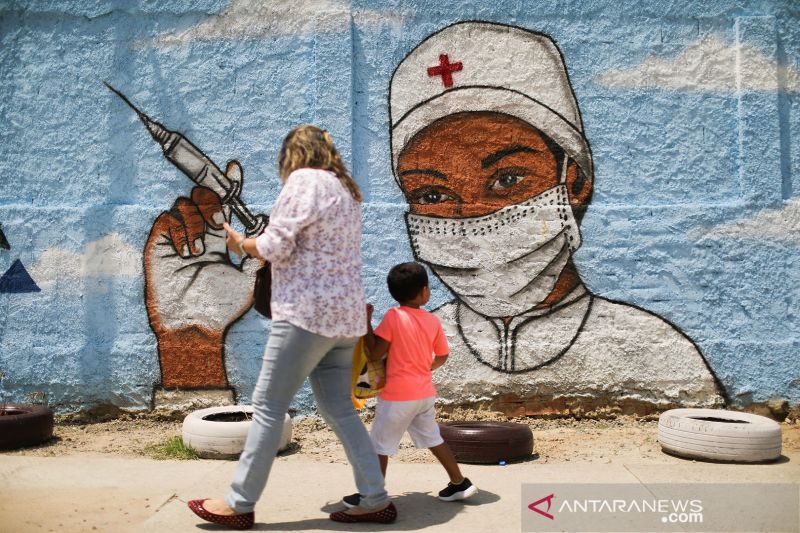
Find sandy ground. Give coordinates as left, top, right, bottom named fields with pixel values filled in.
left=5, top=408, right=800, bottom=464
left=4, top=409, right=799, bottom=533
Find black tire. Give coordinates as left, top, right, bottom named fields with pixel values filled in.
left=0, top=404, right=55, bottom=450
left=439, top=421, right=533, bottom=464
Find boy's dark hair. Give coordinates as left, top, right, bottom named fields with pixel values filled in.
left=387, top=262, right=428, bottom=303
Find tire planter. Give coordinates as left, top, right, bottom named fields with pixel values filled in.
left=182, top=405, right=292, bottom=459
left=439, top=421, right=533, bottom=464
left=0, top=404, right=55, bottom=450
left=658, top=408, right=782, bottom=463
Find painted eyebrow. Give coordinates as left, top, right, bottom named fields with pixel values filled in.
left=481, top=145, right=537, bottom=168
left=398, top=168, right=448, bottom=181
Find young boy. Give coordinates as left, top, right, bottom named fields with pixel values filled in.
left=343, top=262, right=477, bottom=507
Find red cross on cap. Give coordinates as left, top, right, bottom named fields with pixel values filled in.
left=427, top=54, right=463, bottom=88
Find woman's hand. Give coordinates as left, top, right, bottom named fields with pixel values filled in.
left=223, top=222, right=247, bottom=256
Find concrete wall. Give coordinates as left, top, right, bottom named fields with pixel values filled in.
left=0, top=0, right=798, bottom=416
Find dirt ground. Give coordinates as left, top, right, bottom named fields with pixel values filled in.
left=4, top=408, right=800, bottom=464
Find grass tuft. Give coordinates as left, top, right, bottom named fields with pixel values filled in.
left=142, top=436, right=199, bottom=460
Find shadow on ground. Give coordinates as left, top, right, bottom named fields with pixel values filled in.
left=196, top=489, right=501, bottom=531
left=661, top=449, right=791, bottom=465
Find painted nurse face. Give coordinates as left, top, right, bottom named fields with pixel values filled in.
left=397, top=111, right=588, bottom=218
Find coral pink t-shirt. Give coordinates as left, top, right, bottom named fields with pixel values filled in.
left=374, top=306, right=449, bottom=401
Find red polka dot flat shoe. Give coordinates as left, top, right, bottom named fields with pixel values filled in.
left=188, top=499, right=254, bottom=530
left=330, top=502, right=397, bottom=523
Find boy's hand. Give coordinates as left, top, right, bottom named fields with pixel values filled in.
left=362, top=303, right=386, bottom=360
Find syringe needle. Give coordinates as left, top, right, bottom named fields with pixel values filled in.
left=104, top=81, right=144, bottom=118
left=105, top=81, right=175, bottom=148
left=106, top=82, right=268, bottom=237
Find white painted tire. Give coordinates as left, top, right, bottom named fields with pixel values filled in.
left=182, top=406, right=292, bottom=459
left=658, top=408, right=781, bottom=463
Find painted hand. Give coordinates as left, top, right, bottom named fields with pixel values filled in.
left=144, top=161, right=260, bottom=389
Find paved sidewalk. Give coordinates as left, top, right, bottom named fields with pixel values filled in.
left=1, top=450, right=798, bottom=532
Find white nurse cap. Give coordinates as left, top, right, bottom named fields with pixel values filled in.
left=389, top=21, right=593, bottom=184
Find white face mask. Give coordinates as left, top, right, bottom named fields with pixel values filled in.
left=405, top=183, right=581, bottom=318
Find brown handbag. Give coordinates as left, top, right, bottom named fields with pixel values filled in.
left=253, top=263, right=272, bottom=318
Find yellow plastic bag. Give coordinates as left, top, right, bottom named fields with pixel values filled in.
left=351, top=338, right=385, bottom=409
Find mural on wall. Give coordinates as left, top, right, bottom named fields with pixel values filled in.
left=106, top=84, right=267, bottom=393
left=389, top=21, right=728, bottom=410
left=104, top=20, right=731, bottom=409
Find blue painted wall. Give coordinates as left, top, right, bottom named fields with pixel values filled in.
left=0, top=0, right=798, bottom=413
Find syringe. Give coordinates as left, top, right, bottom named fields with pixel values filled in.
left=105, top=82, right=268, bottom=237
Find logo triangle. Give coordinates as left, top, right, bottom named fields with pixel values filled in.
left=528, top=493, right=555, bottom=520
left=0, top=259, right=41, bottom=293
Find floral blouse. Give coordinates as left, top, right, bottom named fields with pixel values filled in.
left=254, top=168, right=367, bottom=338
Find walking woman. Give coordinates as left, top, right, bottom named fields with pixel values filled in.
left=188, top=125, right=396, bottom=529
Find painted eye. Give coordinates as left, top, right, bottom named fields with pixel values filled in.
left=410, top=187, right=454, bottom=204
left=490, top=172, right=526, bottom=191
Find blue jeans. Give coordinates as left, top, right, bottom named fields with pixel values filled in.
left=225, top=321, right=388, bottom=512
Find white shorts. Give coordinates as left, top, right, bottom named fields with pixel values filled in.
left=370, top=396, right=444, bottom=455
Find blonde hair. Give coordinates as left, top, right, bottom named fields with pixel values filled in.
left=278, top=125, right=363, bottom=202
